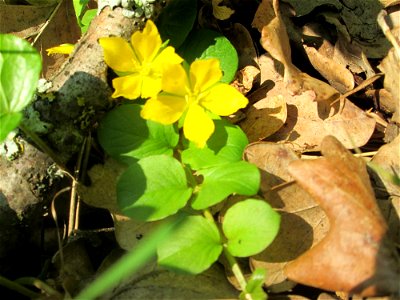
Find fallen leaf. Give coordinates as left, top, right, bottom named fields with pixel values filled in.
left=212, top=0, right=234, bottom=20
left=224, top=23, right=259, bottom=69
left=0, top=4, right=54, bottom=38
left=370, top=135, right=400, bottom=245
left=240, top=93, right=287, bottom=142
left=231, top=65, right=260, bottom=95
left=303, top=41, right=354, bottom=93
left=1, top=2, right=82, bottom=79
left=244, top=142, right=329, bottom=292
left=370, top=134, right=400, bottom=197
left=333, top=32, right=376, bottom=77
left=113, top=214, right=161, bottom=251
left=285, top=136, right=400, bottom=296
left=241, top=54, right=376, bottom=151
left=378, top=10, right=400, bottom=123
left=255, top=0, right=342, bottom=103
left=79, top=158, right=126, bottom=214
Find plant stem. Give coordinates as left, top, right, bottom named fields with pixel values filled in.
left=15, top=277, right=63, bottom=298
left=0, top=275, right=41, bottom=299
left=19, top=123, right=66, bottom=169
left=203, top=209, right=248, bottom=292
left=223, top=246, right=248, bottom=292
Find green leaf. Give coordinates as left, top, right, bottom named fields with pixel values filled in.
left=223, top=199, right=280, bottom=257
left=0, top=34, right=41, bottom=113
left=181, top=119, right=248, bottom=170
left=156, top=0, right=197, bottom=48
left=73, top=0, right=90, bottom=27
left=240, top=268, right=267, bottom=300
left=98, top=104, right=179, bottom=164
left=117, top=155, right=193, bottom=221
left=0, top=112, right=22, bottom=142
left=178, top=29, right=238, bottom=83
left=157, top=215, right=223, bottom=274
left=191, top=161, right=260, bottom=210
left=81, top=9, right=97, bottom=34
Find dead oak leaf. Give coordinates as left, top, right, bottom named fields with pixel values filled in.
left=285, top=136, right=400, bottom=296
left=244, top=142, right=329, bottom=292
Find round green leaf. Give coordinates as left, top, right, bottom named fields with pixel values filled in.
left=157, top=215, right=223, bottom=274
left=178, top=29, right=238, bottom=82
left=191, top=161, right=260, bottom=210
left=98, top=104, right=179, bottom=164
left=181, top=119, right=248, bottom=170
left=156, top=0, right=197, bottom=48
left=0, top=34, right=41, bottom=113
left=117, top=155, right=192, bottom=221
left=223, top=199, right=280, bottom=257
left=0, top=112, right=22, bottom=142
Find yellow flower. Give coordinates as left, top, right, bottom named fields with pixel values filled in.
left=46, top=44, right=74, bottom=56
left=141, top=59, right=248, bottom=148
left=98, top=20, right=183, bottom=99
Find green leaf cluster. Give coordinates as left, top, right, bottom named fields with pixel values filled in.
left=98, top=103, right=280, bottom=277
left=157, top=0, right=238, bottom=82
left=95, top=1, right=280, bottom=297
left=0, top=34, right=42, bottom=142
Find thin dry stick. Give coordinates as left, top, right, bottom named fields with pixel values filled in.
left=377, top=10, right=400, bottom=60
left=332, top=73, right=384, bottom=112
left=51, top=186, right=71, bottom=269
left=67, top=136, right=88, bottom=237
left=31, top=0, right=65, bottom=46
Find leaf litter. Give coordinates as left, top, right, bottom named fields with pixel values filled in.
left=2, top=0, right=400, bottom=298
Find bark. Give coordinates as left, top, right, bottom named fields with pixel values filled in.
left=32, top=7, right=144, bottom=164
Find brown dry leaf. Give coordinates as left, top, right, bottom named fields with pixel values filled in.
left=78, top=158, right=126, bottom=214
left=1, top=2, right=81, bottom=79
left=224, top=23, right=259, bottom=69
left=371, top=134, right=400, bottom=197
left=0, top=4, right=54, bottom=38
left=231, top=65, right=260, bottom=95
left=226, top=23, right=260, bottom=95
left=241, top=54, right=376, bottom=151
left=378, top=11, right=400, bottom=123
left=333, top=32, right=376, bottom=77
left=79, top=159, right=160, bottom=251
left=285, top=136, right=400, bottom=296
left=255, top=0, right=342, bottom=103
left=379, top=0, right=400, bottom=6
left=212, top=0, right=234, bottom=20
left=244, top=142, right=329, bottom=292
left=240, top=93, right=287, bottom=142
left=303, top=41, right=355, bottom=93
left=370, top=135, right=400, bottom=245
left=113, top=214, right=160, bottom=251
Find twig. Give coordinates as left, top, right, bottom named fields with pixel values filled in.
left=0, top=275, right=41, bottom=299
left=15, top=277, right=63, bottom=298
left=31, top=0, right=65, bottom=46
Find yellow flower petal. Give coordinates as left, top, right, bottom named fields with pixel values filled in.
left=183, top=104, right=214, bottom=148
left=141, top=95, right=187, bottom=124
left=46, top=44, right=74, bottom=55
left=190, top=59, right=222, bottom=93
left=153, top=46, right=184, bottom=71
left=112, top=74, right=142, bottom=99
left=99, top=37, right=139, bottom=72
left=141, top=75, right=162, bottom=98
left=201, top=84, right=248, bottom=116
left=131, top=20, right=161, bottom=63
left=162, top=64, right=189, bottom=96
